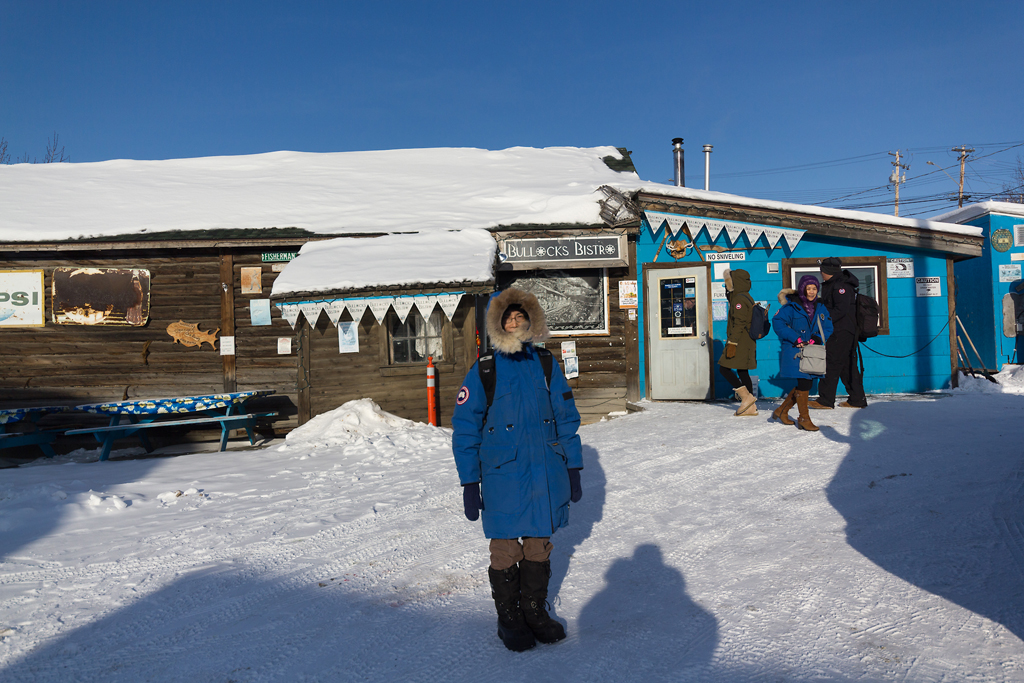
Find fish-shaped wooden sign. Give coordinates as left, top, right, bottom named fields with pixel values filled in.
left=166, top=321, right=219, bottom=348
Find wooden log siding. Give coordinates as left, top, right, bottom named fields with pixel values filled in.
left=0, top=247, right=300, bottom=440
left=305, top=298, right=476, bottom=426
left=547, top=266, right=630, bottom=424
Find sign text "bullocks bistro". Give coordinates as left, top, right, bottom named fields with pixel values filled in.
left=502, top=237, right=621, bottom=263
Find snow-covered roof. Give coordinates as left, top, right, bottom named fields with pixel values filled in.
left=0, top=146, right=639, bottom=242
left=627, top=182, right=983, bottom=237
left=930, top=201, right=1024, bottom=225
left=271, top=230, right=496, bottom=297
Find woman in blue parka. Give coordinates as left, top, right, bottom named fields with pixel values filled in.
left=772, top=274, right=833, bottom=431
left=452, top=288, right=583, bottom=652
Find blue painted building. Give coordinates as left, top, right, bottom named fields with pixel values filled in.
left=936, top=202, right=1024, bottom=371
left=616, top=184, right=983, bottom=400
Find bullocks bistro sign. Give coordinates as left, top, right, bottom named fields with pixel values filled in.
left=498, top=235, right=628, bottom=270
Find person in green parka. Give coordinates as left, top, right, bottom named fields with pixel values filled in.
left=718, top=269, right=760, bottom=416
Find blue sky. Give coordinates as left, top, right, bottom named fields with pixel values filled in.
left=2, top=0, right=1022, bottom=217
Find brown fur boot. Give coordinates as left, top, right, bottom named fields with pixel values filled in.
left=772, top=389, right=797, bottom=425
left=795, top=390, right=819, bottom=432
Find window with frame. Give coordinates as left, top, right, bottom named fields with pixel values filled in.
left=782, top=256, right=889, bottom=335
left=388, top=307, right=446, bottom=363
left=499, top=268, right=609, bottom=336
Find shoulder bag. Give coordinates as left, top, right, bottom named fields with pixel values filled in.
left=797, top=315, right=827, bottom=375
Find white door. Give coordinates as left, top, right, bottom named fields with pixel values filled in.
left=646, top=265, right=712, bottom=400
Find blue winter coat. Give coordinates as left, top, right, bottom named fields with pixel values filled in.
left=773, top=292, right=834, bottom=379
left=452, top=344, right=583, bottom=539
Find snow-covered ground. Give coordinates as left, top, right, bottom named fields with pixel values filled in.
left=2, top=381, right=1024, bottom=682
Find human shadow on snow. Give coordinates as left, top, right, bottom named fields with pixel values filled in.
left=821, top=393, right=1024, bottom=640
left=574, top=544, right=718, bottom=680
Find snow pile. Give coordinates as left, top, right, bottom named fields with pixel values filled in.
left=954, top=364, right=1024, bottom=394
left=0, top=146, right=637, bottom=241
left=280, top=398, right=442, bottom=450
left=272, top=229, right=496, bottom=296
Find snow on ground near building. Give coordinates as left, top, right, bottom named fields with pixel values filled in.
left=0, top=146, right=636, bottom=241
left=271, top=229, right=496, bottom=296
left=2, top=391, right=1023, bottom=682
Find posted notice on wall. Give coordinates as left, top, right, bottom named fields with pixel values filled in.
left=711, top=282, right=727, bottom=301
left=887, top=258, right=915, bottom=278
left=250, top=298, right=272, bottom=326
left=338, top=321, right=359, bottom=353
left=915, top=277, right=941, bottom=297
left=999, top=264, right=1022, bottom=283
left=712, top=301, right=729, bottom=321
left=277, top=337, right=291, bottom=355
left=563, top=356, right=579, bottom=379
left=618, top=280, right=638, bottom=308
left=220, top=335, right=236, bottom=355
left=560, top=341, right=577, bottom=359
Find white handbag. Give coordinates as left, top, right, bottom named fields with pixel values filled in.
left=797, top=316, right=827, bottom=375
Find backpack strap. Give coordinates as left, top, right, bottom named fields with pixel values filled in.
left=536, top=347, right=554, bottom=390
left=478, top=353, right=496, bottom=422
left=477, top=347, right=555, bottom=424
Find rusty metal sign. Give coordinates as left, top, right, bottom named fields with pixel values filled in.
left=166, top=321, right=219, bottom=348
left=52, top=268, right=150, bottom=326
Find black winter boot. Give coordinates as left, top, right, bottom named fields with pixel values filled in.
left=519, top=560, right=566, bottom=644
left=488, top=566, right=536, bottom=652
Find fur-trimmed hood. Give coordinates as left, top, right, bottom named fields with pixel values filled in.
left=778, top=287, right=798, bottom=306
left=486, top=288, right=551, bottom=355
left=724, top=269, right=750, bottom=294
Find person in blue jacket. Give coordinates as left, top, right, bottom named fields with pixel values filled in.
left=452, top=287, right=583, bottom=652
left=771, top=274, right=833, bottom=431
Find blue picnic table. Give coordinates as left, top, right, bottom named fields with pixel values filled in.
left=0, top=406, right=71, bottom=458
left=67, top=391, right=278, bottom=461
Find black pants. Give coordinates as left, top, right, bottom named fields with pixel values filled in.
left=719, top=366, right=752, bottom=393
left=816, top=330, right=867, bottom=407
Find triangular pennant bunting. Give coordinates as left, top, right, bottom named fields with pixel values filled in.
left=413, top=295, right=438, bottom=319
left=782, top=229, right=805, bottom=251
left=278, top=303, right=301, bottom=329
left=366, top=298, right=393, bottom=324
left=391, top=297, right=415, bottom=324
left=322, top=300, right=347, bottom=325
left=744, top=225, right=765, bottom=246
left=299, top=302, right=324, bottom=326
left=724, top=223, right=746, bottom=245
left=702, top=220, right=726, bottom=242
left=436, top=293, right=463, bottom=320
left=762, top=228, right=786, bottom=249
left=644, top=211, right=667, bottom=236
left=345, top=299, right=369, bottom=323
left=663, top=215, right=688, bottom=236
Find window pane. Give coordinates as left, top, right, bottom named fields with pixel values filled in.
left=390, top=308, right=444, bottom=363
left=394, top=339, right=410, bottom=363
left=847, top=267, right=876, bottom=299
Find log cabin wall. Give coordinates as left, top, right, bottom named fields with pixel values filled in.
left=304, top=297, right=477, bottom=425
left=544, top=265, right=631, bottom=425
left=0, top=245, right=302, bottom=439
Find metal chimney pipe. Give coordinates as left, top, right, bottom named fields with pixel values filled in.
left=672, top=138, right=684, bottom=187
left=703, top=144, right=713, bottom=190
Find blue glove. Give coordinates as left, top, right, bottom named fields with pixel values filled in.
left=463, top=483, right=481, bottom=521
left=568, top=468, right=582, bottom=503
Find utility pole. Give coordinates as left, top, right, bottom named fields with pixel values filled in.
left=952, top=145, right=974, bottom=208
left=888, top=150, right=910, bottom=216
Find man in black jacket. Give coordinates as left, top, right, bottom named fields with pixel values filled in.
left=810, top=257, right=868, bottom=409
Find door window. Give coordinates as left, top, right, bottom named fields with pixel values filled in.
left=660, top=276, right=698, bottom=338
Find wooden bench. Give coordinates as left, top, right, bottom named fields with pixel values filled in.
left=66, top=411, right=278, bottom=461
